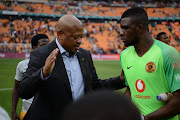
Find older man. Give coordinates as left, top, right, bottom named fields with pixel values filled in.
left=18, top=15, right=125, bottom=120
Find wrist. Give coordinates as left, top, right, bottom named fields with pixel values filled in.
left=42, top=68, right=48, bottom=78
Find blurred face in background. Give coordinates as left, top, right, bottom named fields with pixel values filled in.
left=159, top=34, right=170, bottom=45
left=32, top=38, right=49, bottom=50
left=37, top=38, right=49, bottom=47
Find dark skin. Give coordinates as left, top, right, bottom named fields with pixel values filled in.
left=42, top=15, right=84, bottom=78
left=120, top=17, right=180, bottom=120
left=158, top=34, right=170, bottom=45
left=12, top=38, right=49, bottom=120
left=12, top=80, right=21, bottom=120
left=120, top=17, right=154, bottom=57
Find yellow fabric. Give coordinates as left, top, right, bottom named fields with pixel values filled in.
left=20, top=110, right=26, bottom=120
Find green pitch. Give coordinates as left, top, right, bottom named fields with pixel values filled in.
left=0, top=59, right=124, bottom=118
left=0, top=58, right=179, bottom=119
left=0, top=58, right=23, bottom=118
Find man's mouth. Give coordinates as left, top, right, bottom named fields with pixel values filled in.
left=74, top=45, right=80, bottom=50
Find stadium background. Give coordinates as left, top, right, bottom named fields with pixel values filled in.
left=0, top=0, right=180, bottom=119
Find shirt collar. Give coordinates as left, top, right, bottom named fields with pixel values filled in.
left=55, top=38, right=66, bottom=54
left=55, top=38, right=79, bottom=57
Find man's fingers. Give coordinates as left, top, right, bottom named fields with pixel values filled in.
left=48, top=55, right=57, bottom=65
left=48, top=48, right=59, bottom=64
left=43, top=48, right=59, bottom=77
left=47, top=48, right=59, bottom=60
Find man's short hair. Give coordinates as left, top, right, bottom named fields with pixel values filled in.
left=62, top=90, right=141, bottom=120
left=31, top=34, right=49, bottom=48
left=121, top=7, right=149, bottom=26
left=156, top=32, right=167, bottom=40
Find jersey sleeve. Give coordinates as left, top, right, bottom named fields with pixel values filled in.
left=14, top=61, right=25, bottom=81
left=163, top=47, right=180, bottom=93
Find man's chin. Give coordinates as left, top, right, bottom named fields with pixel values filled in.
left=71, top=50, right=78, bottom=54
left=124, top=43, right=130, bottom=47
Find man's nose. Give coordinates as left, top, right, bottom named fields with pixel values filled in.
left=77, top=38, right=82, bottom=44
left=120, top=29, right=124, bottom=37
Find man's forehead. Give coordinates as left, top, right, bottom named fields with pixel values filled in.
left=120, top=17, right=132, bottom=25
left=63, top=24, right=83, bottom=33
left=38, top=38, right=49, bottom=42
left=73, top=32, right=84, bottom=37
left=159, top=34, right=167, bottom=39
left=73, top=25, right=83, bottom=30
left=162, top=34, right=168, bottom=37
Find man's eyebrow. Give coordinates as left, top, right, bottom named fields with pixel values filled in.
left=121, top=25, right=128, bottom=28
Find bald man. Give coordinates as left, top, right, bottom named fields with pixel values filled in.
left=18, top=15, right=126, bottom=120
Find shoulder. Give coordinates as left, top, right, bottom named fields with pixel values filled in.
left=79, top=47, right=89, bottom=52
left=154, top=40, right=179, bottom=58
left=79, top=47, right=92, bottom=61
left=79, top=47, right=91, bottom=55
left=120, top=46, right=134, bottom=57
left=154, top=40, right=179, bottom=71
left=17, top=59, right=29, bottom=68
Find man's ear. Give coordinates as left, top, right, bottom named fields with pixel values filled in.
left=32, top=46, right=37, bottom=50
left=136, top=24, right=143, bottom=32
left=57, top=30, right=63, bottom=35
left=57, top=30, right=63, bottom=39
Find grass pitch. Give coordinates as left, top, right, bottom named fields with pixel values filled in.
left=0, top=58, right=179, bottom=119
left=0, top=59, right=124, bottom=118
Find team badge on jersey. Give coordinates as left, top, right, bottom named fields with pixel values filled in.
left=145, top=62, right=156, bottom=73
left=135, top=79, right=145, bottom=93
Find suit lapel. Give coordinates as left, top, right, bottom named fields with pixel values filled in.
left=77, top=51, right=89, bottom=87
left=56, top=53, right=72, bottom=93
left=50, top=40, right=72, bottom=93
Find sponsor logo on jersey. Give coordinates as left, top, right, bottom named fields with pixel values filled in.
left=134, top=95, right=151, bottom=99
left=135, top=79, right=145, bottom=93
left=145, top=62, right=156, bottom=73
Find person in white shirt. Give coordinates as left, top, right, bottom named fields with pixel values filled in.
left=12, top=34, right=49, bottom=120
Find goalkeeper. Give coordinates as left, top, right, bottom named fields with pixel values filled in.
left=120, top=7, right=180, bottom=120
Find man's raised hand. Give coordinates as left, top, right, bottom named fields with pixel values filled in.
left=42, top=48, right=59, bottom=78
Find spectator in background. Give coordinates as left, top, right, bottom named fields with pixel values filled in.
left=12, top=34, right=49, bottom=120
left=156, top=32, right=170, bottom=45
left=62, top=90, right=141, bottom=120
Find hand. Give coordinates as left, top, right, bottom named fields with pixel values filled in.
left=42, top=48, right=59, bottom=78
left=12, top=111, right=20, bottom=120
left=120, top=69, right=125, bottom=82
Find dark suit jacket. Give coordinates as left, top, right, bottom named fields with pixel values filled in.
left=18, top=40, right=125, bottom=120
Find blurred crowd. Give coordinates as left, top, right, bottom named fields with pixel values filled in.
left=0, top=16, right=180, bottom=54
left=1, top=1, right=180, bottom=17
left=0, top=0, right=180, bottom=54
